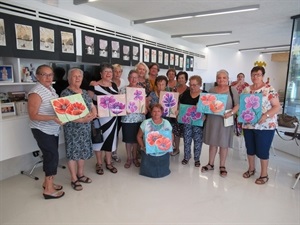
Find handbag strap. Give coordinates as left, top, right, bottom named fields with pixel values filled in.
left=229, top=86, right=234, bottom=106
left=275, top=122, right=299, bottom=146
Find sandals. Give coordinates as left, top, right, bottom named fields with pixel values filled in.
left=71, top=180, right=83, bottom=191
left=219, top=166, right=228, bottom=177
left=43, top=184, right=63, bottom=191
left=106, top=164, right=118, bottom=173
left=194, top=161, right=201, bottom=167
left=255, top=175, right=269, bottom=185
left=243, top=170, right=255, bottom=178
left=112, top=153, right=121, bottom=163
left=133, top=159, right=141, bottom=168
left=124, top=160, right=131, bottom=169
left=77, top=175, right=92, bottom=183
left=181, top=159, right=189, bottom=165
left=170, top=150, right=179, bottom=156
left=43, top=191, right=65, bottom=200
left=201, top=164, right=214, bottom=172
left=96, top=163, right=104, bottom=175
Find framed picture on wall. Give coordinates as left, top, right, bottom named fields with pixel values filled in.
left=1, top=102, right=16, bottom=117
left=143, top=47, right=150, bottom=63
left=81, top=31, right=98, bottom=64
left=179, top=56, right=184, bottom=69
left=164, top=52, right=169, bottom=66
left=158, top=50, right=163, bottom=65
left=0, top=18, right=6, bottom=47
left=111, top=40, right=120, bottom=59
left=151, top=49, right=157, bottom=63
left=120, top=40, right=131, bottom=66
left=0, top=13, right=14, bottom=57
left=0, top=65, right=13, bottom=83
left=99, top=38, right=109, bottom=57
left=131, top=43, right=140, bottom=65
left=61, top=31, right=74, bottom=54
left=169, top=53, right=174, bottom=66
left=85, top=35, right=95, bottom=55
left=15, top=23, right=34, bottom=51
left=174, top=55, right=179, bottom=67
left=39, top=26, right=55, bottom=52
left=57, top=25, right=76, bottom=61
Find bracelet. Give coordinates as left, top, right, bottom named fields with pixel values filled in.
left=231, top=111, right=234, bottom=115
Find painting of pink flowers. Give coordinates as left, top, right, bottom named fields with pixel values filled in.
left=178, top=104, right=204, bottom=126
left=159, top=91, right=179, bottom=118
left=197, top=93, right=228, bottom=115
left=51, top=93, right=89, bottom=123
left=97, top=94, right=126, bottom=117
left=238, top=93, right=262, bottom=124
left=145, top=130, right=172, bottom=154
left=125, top=87, right=145, bottom=113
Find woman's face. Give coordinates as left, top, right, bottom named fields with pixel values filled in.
left=101, top=67, right=113, bottom=81
left=151, top=106, right=163, bottom=120
left=69, top=70, right=83, bottom=87
left=36, top=67, right=54, bottom=88
left=237, top=74, right=245, bottom=82
left=216, top=73, right=229, bottom=86
left=189, top=78, right=200, bottom=93
left=167, top=71, right=176, bottom=81
left=251, top=70, right=264, bottom=85
left=137, top=64, right=147, bottom=78
left=177, top=74, right=187, bottom=85
left=113, top=67, right=122, bottom=80
left=128, top=72, right=139, bottom=86
left=149, top=65, right=159, bottom=77
left=156, top=80, right=167, bottom=91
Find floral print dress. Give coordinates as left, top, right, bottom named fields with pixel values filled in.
left=61, top=88, right=93, bottom=160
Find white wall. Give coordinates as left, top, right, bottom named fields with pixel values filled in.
left=0, top=0, right=289, bottom=180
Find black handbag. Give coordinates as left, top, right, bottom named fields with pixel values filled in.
left=229, top=87, right=242, bottom=136
left=91, top=119, right=103, bottom=143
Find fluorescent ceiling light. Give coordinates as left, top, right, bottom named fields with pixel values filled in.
left=133, top=4, right=259, bottom=24
left=73, top=0, right=97, bottom=5
left=206, top=41, right=240, bottom=48
left=239, top=45, right=290, bottom=52
left=260, top=50, right=290, bottom=54
left=171, top=31, right=232, bottom=38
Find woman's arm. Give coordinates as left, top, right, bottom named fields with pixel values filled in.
left=258, top=96, right=281, bottom=124
left=137, top=128, right=145, bottom=150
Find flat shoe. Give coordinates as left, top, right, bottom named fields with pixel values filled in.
left=255, top=175, right=269, bottom=185
left=77, top=175, right=92, bottom=183
left=201, top=164, right=214, bottom=172
left=43, top=191, right=65, bottom=200
left=133, top=159, right=140, bottom=168
left=106, top=164, right=118, bottom=173
left=219, top=166, right=227, bottom=177
left=194, top=161, right=201, bottom=167
left=71, top=180, right=83, bottom=191
left=170, top=151, right=179, bottom=156
left=243, top=170, right=255, bottom=178
left=96, top=163, right=104, bottom=175
left=124, top=161, right=131, bottom=169
left=42, top=184, right=63, bottom=191
left=181, top=159, right=189, bottom=165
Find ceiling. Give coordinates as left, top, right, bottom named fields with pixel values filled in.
left=75, top=0, right=300, bottom=51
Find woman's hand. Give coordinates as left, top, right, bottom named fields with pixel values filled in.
left=224, top=111, right=233, bottom=119
left=53, top=117, right=64, bottom=125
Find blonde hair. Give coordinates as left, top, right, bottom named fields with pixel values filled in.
left=135, top=62, right=149, bottom=79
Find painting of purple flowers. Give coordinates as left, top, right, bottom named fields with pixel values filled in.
left=97, top=94, right=126, bottom=117
left=126, top=87, right=145, bottom=113
left=159, top=91, right=179, bottom=118
left=178, top=104, right=204, bottom=126
left=238, top=93, right=262, bottom=124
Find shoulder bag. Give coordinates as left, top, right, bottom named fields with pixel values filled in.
left=91, top=119, right=103, bottom=143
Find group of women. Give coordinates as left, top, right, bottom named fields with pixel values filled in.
left=27, top=62, right=280, bottom=200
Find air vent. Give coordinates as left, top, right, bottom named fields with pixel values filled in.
left=95, top=27, right=115, bottom=35
left=116, top=32, right=131, bottom=40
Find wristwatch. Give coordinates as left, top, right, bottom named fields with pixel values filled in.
left=231, top=111, right=234, bottom=115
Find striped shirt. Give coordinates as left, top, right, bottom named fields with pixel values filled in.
left=28, top=82, right=61, bottom=135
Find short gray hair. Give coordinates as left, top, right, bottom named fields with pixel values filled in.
left=216, top=69, right=229, bottom=79
left=67, top=67, right=83, bottom=81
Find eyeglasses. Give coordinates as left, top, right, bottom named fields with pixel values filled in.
left=189, top=83, right=199, bottom=87
left=39, top=73, right=54, bottom=78
left=251, top=73, right=263, bottom=77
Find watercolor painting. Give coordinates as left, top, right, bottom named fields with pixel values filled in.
left=126, top=87, right=146, bottom=114
left=40, top=27, right=55, bottom=52
left=145, top=130, right=172, bottom=154
left=61, top=31, right=74, bottom=53
left=151, top=49, right=157, bottom=63
left=99, top=39, right=108, bottom=57
left=144, top=47, right=150, bottom=62
left=15, top=23, right=33, bottom=50
left=51, top=94, right=89, bottom=123
left=85, top=35, right=94, bottom=55
left=197, top=93, right=228, bottom=115
left=159, top=91, right=179, bottom=118
left=0, top=19, right=6, bottom=46
left=97, top=94, right=126, bottom=117
left=238, top=93, right=262, bottom=124
left=178, top=104, right=204, bottom=126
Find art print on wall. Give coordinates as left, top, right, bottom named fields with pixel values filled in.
left=61, top=31, right=74, bottom=54
left=50, top=94, right=89, bottom=123
left=97, top=94, right=126, bottom=117
left=15, top=23, right=33, bottom=50
left=151, top=49, right=157, bottom=63
left=159, top=91, right=179, bottom=118
left=111, top=41, right=120, bottom=58
left=164, top=53, right=169, bottom=66
left=179, top=56, right=183, bottom=68
left=175, top=55, right=179, bottom=66
left=132, top=45, right=139, bottom=61
left=99, top=39, right=108, bottom=57
left=178, top=104, right=204, bottom=126
left=126, top=87, right=146, bottom=114
left=123, top=45, right=130, bottom=61
left=197, top=93, right=228, bottom=115
left=0, top=19, right=6, bottom=46
left=145, top=130, right=172, bottom=154
left=85, top=35, right=94, bottom=55
left=238, top=93, right=263, bottom=124
left=144, top=47, right=150, bottom=62
left=158, top=50, right=163, bottom=64
left=39, top=27, right=54, bottom=52
left=0, top=65, right=13, bottom=83
left=169, top=53, right=174, bottom=66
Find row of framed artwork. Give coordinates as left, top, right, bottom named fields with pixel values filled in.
left=0, top=11, right=194, bottom=70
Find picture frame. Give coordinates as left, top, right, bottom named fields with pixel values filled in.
left=0, top=65, right=13, bottom=83
left=1, top=102, right=16, bottom=117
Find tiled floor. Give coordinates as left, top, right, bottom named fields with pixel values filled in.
left=0, top=141, right=299, bottom=225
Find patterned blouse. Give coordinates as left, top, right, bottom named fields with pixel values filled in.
left=242, top=84, right=279, bottom=130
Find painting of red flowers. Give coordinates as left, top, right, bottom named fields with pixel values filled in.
left=145, top=130, right=172, bottom=154
left=51, top=93, right=89, bottom=123
left=197, top=93, right=228, bottom=115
